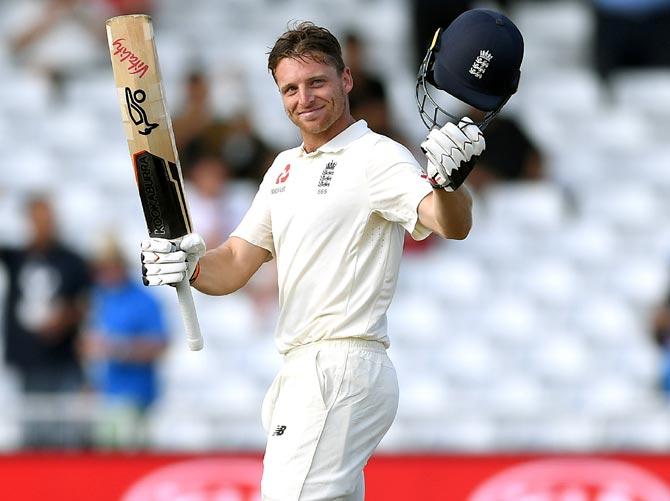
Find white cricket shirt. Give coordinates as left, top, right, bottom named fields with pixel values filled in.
left=231, top=120, right=433, bottom=353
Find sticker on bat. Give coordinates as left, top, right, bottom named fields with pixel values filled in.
left=111, top=38, right=149, bottom=78
left=133, top=151, right=191, bottom=239
left=125, top=88, right=159, bottom=135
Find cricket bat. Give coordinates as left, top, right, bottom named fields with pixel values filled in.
left=106, top=14, right=203, bottom=351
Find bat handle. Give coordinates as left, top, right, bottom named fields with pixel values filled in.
left=175, top=277, right=204, bottom=351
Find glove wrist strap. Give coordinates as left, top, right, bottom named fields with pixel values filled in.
left=428, top=177, right=451, bottom=190
left=189, top=262, right=201, bottom=285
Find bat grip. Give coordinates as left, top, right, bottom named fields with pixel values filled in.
left=175, top=278, right=204, bottom=351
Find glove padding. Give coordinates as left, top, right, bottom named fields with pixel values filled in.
left=421, top=117, right=485, bottom=191
left=141, top=233, right=206, bottom=286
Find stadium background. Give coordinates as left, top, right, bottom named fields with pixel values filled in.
left=1, top=0, right=670, bottom=499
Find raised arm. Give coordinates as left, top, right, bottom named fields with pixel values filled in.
left=141, top=234, right=271, bottom=296
left=417, top=186, right=472, bottom=240
left=417, top=117, right=483, bottom=240
left=192, top=236, right=272, bottom=295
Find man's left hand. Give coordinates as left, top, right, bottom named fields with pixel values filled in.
left=421, top=117, right=485, bottom=191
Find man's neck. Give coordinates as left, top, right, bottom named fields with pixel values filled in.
left=302, top=114, right=356, bottom=153
left=28, top=237, right=56, bottom=254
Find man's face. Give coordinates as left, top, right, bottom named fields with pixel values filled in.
left=28, top=200, right=56, bottom=247
left=274, top=56, right=353, bottom=138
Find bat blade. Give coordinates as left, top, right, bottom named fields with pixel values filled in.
left=133, top=150, right=191, bottom=239
left=106, top=14, right=203, bottom=351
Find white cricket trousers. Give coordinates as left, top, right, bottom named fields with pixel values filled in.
left=261, top=338, right=399, bottom=501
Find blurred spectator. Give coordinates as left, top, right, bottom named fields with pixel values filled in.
left=344, top=31, right=410, bottom=148
left=184, top=154, right=277, bottom=320
left=411, top=0, right=471, bottom=63
left=81, top=235, right=167, bottom=448
left=0, top=196, right=91, bottom=447
left=652, top=293, right=670, bottom=396
left=221, top=113, right=276, bottom=183
left=172, top=70, right=229, bottom=172
left=593, top=0, right=670, bottom=81
left=469, top=115, right=545, bottom=192
left=406, top=108, right=544, bottom=250
left=344, top=32, right=389, bottom=131
left=7, top=0, right=108, bottom=96
left=185, top=154, right=253, bottom=249
left=0, top=195, right=91, bottom=395
left=173, top=70, right=273, bottom=183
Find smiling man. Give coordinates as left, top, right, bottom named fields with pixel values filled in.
left=141, top=21, right=485, bottom=500
left=273, top=48, right=353, bottom=151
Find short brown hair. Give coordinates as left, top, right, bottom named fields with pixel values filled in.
left=267, top=21, right=345, bottom=79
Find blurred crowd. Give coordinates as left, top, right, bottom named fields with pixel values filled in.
left=1, top=0, right=670, bottom=450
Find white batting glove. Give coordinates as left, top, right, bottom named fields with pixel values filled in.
left=141, top=233, right=206, bottom=286
left=421, top=117, right=485, bottom=191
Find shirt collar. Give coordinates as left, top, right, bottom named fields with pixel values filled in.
left=300, top=120, right=369, bottom=156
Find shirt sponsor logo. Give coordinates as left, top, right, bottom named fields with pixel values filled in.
left=276, top=164, right=291, bottom=184
left=271, top=164, right=290, bottom=195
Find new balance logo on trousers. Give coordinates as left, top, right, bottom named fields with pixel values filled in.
left=272, top=425, right=287, bottom=436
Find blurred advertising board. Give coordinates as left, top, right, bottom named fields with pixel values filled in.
left=1, top=453, right=670, bottom=500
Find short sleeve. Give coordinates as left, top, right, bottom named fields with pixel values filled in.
left=230, top=166, right=276, bottom=256
left=367, top=139, right=433, bottom=240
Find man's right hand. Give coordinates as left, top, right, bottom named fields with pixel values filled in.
left=141, top=233, right=206, bottom=286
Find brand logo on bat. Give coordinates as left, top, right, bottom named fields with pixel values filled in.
left=111, top=38, right=149, bottom=78
left=125, top=88, right=159, bottom=135
left=136, top=153, right=166, bottom=236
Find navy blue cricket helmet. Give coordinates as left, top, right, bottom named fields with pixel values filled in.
left=416, top=9, right=524, bottom=130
